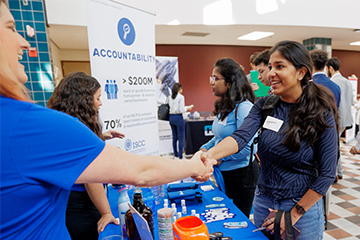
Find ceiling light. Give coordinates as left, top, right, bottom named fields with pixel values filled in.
left=354, top=29, right=360, bottom=33
left=350, top=41, right=360, bottom=46
left=167, top=20, right=180, bottom=25
left=237, top=31, right=274, bottom=41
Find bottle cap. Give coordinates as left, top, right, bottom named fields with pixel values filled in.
left=181, top=199, right=186, bottom=206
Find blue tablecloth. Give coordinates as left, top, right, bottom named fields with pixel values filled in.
left=99, top=181, right=267, bottom=240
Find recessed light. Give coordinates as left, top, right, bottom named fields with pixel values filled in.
left=350, top=41, right=360, bottom=46
left=354, top=29, right=360, bottom=33
left=167, top=20, right=180, bottom=25
left=237, top=31, right=274, bottom=41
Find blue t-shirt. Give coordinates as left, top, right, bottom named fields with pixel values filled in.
left=200, top=100, right=256, bottom=171
left=230, top=97, right=337, bottom=200
left=0, top=96, right=106, bottom=239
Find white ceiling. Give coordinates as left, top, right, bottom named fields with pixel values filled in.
left=46, top=0, right=360, bottom=51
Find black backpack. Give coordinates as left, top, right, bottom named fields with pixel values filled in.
left=158, top=103, right=170, bottom=121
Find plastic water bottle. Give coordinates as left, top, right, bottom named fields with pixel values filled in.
left=151, top=185, right=161, bottom=205
left=117, top=185, right=130, bottom=238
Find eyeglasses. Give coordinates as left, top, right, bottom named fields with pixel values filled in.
left=209, top=76, right=225, bottom=84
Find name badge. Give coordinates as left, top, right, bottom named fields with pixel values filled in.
left=263, top=116, right=283, bottom=132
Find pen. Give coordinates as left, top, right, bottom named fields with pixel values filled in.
left=252, top=227, right=267, bottom=232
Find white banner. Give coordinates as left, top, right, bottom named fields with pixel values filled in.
left=87, top=0, right=159, bottom=156
left=155, top=56, right=179, bottom=155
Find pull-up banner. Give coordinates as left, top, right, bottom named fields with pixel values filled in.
left=87, top=0, right=159, bottom=155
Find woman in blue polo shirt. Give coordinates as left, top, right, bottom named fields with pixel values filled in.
left=200, top=58, right=258, bottom=218
left=0, top=2, right=216, bottom=239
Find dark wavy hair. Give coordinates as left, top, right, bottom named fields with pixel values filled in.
left=310, top=49, right=328, bottom=71
left=213, top=58, right=255, bottom=121
left=326, top=57, right=341, bottom=71
left=171, top=82, right=182, bottom=99
left=269, top=40, right=339, bottom=151
left=48, top=72, right=104, bottom=139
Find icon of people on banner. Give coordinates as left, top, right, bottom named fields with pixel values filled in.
left=105, top=79, right=118, bottom=100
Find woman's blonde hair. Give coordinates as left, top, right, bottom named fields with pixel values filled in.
left=0, top=0, right=31, bottom=102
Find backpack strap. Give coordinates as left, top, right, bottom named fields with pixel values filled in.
left=250, top=95, right=281, bottom=161
left=274, top=210, right=284, bottom=240
left=234, top=103, right=240, bottom=128
left=258, top=95, right=281, bottom=137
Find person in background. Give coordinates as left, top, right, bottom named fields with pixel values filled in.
left=350, top=132, right=360, bottom=155
left=166, top=83, right=193, bottom=159
left=200, top=41, right=339, bottom=239
left=200, top=58, right=258, bottom=218
left=309, top=49, right=340, bottom=109
left=0, top=2, right=215, bottom=239
left=326, top=57, right=353, bottom=181
left=247, top=51, right=261, bottom=91
left=48, top=72, right=124, bottom=240
left=253, top=49, right=273, bottom=95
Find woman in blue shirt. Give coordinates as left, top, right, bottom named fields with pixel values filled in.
left=200, top=58, right=258, bottom=218
left=0, top=3, right=216, bottom=238
left=201, top=41, right=339, bottom=240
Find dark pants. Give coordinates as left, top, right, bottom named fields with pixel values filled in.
left=66, top=191, right=101, bottom=240
left=221, top=160, right=260, bottom=218
left=169, top=114, right=185, bottom=159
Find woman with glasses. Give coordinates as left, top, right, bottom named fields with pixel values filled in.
left=166, top=83, right=193, bottom=159
left=200, top=58, right=258, bottom=218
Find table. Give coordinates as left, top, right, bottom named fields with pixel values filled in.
left=99, top=181, right=267, bottom=240
left=185, top=119, right=214, bottom=155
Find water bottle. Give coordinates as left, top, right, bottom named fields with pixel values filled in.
left=117, top=185, right=130, bottom=238
left=151, top=185, right=161, bottom=205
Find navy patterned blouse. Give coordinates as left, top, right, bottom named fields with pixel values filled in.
left=230, top=96, right=338, bottom=200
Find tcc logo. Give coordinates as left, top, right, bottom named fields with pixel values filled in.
left=104, top=80, right=118, bottom=100
left=117, top=18, right=135, bottom=46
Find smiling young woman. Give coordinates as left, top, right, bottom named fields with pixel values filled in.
left=202, top=41, right=339, bottom=240
left=0, top=2, right=216, bottom=239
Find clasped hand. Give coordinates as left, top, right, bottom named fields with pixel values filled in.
left=190, top=151, right=217, bottom=182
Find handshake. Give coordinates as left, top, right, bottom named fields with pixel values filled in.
left=189, top=150, right=218, bottom=182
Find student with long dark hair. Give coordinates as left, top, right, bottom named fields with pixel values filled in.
left=200, top=58, right=258, bottom=218
left=48, top=72, right=123, bottom=240
left=200, top=41, right=339, bottom=239
left=167, top=83, right=193, bottom=159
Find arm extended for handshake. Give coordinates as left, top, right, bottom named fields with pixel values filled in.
left=76, top=144, right=217, bottom=187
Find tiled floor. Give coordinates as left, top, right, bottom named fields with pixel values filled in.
left=323, top=138, right=360, bottom=240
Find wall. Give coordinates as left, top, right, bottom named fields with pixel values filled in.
left=156, top=45, right=360, bottom=112
left=332, top=50, right=360, bottom=93
left=9, top=0, right=53, bottom=106
left=156, top=45, right=267, bottom=111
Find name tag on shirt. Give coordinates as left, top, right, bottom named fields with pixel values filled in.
left=263, top=116, right=283, bottom=132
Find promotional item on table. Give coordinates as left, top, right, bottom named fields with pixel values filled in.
left=99, top=179, right=267, bottom=240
